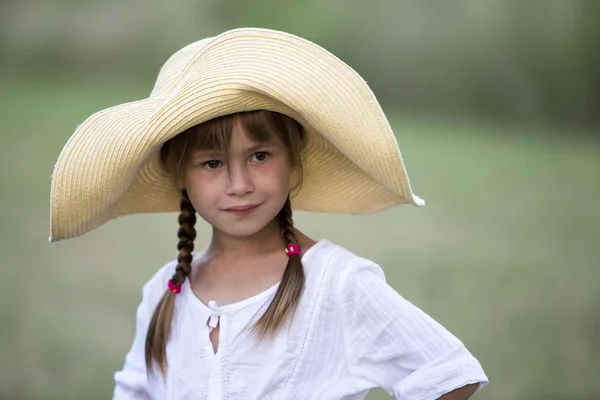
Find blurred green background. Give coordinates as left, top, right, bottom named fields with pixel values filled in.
left=1, top=1, right=599, bottom=399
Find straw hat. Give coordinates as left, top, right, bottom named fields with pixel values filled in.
left=49, top=27, right=424, bottom=242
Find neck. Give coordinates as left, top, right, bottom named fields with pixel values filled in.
left=207, top=219, right=285, bottom=260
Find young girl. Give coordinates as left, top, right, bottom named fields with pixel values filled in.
left=50, top=28, right=488, bottom=399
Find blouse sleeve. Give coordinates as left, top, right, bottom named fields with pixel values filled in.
left=112, top=262, right=174, bottom=400
left=338, top=259, right=489, bottom=400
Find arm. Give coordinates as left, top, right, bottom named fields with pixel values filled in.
left=338, top=259, right=488, bottom=400
left=112, top=280, right=155, bottom=400
left=438, top=383, right=480, bottom=400
left=113, top=261, right=175, bottom=399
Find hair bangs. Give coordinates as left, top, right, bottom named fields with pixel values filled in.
left=160, top=110, right=306, bottom=186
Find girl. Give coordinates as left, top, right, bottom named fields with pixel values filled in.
left=50, top=28, right=488, bottom=399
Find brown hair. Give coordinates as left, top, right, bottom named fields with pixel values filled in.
left=145, top=110, right=307, bottom=375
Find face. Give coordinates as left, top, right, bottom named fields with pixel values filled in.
left=182, top=120, right=292, bottom=239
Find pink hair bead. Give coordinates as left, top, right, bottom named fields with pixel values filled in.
left=168, top=279, right=182, bottom=294
left=285, top=243, right=301, bottom=257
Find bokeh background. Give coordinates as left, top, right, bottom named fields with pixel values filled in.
left=1, top=1, right=599, bottom=399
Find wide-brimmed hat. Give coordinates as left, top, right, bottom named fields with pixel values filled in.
left=49, top=27, right=424, bottom=242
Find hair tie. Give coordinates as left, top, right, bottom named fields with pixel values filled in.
left=285, top=243, right=301, bottom=257
left=168, top=279, right=182, bottom=294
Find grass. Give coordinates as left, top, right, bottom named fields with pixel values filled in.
left=0, top=74, right=599, bottom=400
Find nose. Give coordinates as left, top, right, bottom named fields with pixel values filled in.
left=225, top=163, right=254, bottom=196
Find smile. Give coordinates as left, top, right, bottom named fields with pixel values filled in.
left=223, top=204, right=261, bottom=216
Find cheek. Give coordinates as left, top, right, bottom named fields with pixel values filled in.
left=259, top=160, right=291, bottom=189
left=184, top=168, right=216, bottom=187
left=182, top=170, right=219, bottom=203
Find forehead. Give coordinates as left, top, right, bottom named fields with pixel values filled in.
left=192, top=120, right=281, bottom=156
left=230, top=121, right=279, bottom=147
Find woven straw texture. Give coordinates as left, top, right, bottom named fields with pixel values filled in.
left=49, top=28, right=424, bottom=242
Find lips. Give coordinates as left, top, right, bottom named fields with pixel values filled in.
left=224, top=204, right=260, bottom=212
left=223, top=204, right=261, bottom=215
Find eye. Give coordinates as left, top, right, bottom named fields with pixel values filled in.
left=202, top=160, right=222, bottom=169
left=251, top=152, right=270, bottom=162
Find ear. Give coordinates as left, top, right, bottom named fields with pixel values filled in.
left=174, top=172, right=185, bottom=192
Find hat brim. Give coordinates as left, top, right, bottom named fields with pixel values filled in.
left=49, top=28, right=424, bottom=242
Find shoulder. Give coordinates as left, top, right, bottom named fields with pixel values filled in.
left=305, top=240, right=387, bottom=297
left=144, top=258, right=177, bottom=289
left=138, top=256, right=180, bottom=305
left=140, top=250, right=210, bottom=301
left=306, top=239, right=385, bottom=279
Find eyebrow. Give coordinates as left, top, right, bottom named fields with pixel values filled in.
left=190, top=150, right=221, bottom=159
left=246, top=141, right=277, bottom=153
left=190, top=141, right=278, bottom=158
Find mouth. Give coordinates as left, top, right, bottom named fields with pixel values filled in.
left=223, top=204, right=261, bottom=215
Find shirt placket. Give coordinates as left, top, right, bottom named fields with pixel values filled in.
left=206, top=302, right=228, bottom=400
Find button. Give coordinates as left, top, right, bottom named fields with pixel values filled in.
left=207, top=300, right=220, bottom=330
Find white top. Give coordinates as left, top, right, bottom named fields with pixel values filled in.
left=113, top=240, right=488, bottom=400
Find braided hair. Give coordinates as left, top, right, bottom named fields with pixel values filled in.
left=145, top=190, right=196, bottom=374
left=254, top=196, right=305, bottom=336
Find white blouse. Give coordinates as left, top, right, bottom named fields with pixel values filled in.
left=113, top=239, right=488, bottom=400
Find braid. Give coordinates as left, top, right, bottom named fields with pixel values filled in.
left=255, top=195, right=305, bottom=336
left=145, top=189, right=197, bottom=375
left=173, top=190, right=196, bottom=285
left=278, top=197, right=298, bottom=246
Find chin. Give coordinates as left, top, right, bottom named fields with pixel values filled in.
left=216, top=221, right=273, bottom=238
